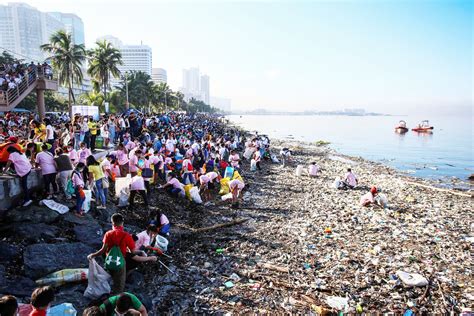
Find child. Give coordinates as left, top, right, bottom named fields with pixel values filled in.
left=156, top=212, right=170, bottom=236
left=72, top=162, right=86, bottom=217
left=29, top=286, right=54, bottom=316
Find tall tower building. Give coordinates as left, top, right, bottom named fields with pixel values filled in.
left=200, top=74, right=210, bottom=105
left=152, top=68, right=167, bottom=84
left=48, top=12, right=85, bottom=45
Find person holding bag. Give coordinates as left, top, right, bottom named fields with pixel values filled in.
left=72, top=163, right=86, bottom=217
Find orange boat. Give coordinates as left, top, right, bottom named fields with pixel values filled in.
left=394, top=120, right=408, bottom=133
left=412, top=120, right=434, bottom=132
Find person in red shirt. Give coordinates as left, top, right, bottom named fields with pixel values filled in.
left=29, top=286, right=54, bottom=316
left=88, top=213, right=135, bottom=294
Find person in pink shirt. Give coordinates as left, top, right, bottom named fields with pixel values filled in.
left=66, top=145, right=78, bottom=165
left=116, top=143, right=129, bottom=177
left=199, top=173, right=212, bottom=201
left=134, top=224, right=158, bottom=252
left=35, top=144, right=58, bottom=198
left=229, top=178, right=245, bottom=204
left=343, top=168, right=358, bottom=189
left=229, top=150, right=240, bottom=169
left=308, top=162, right=319, bottom=177
left=4, top=147, right=32, bottom=206
left=160, top=173, right=184, bottom=197
left=77, top=142, right=91, bottom=165
left=130, top=175, right=148, bottom=207
left=360, top=186, right=380, bottom=207
left=71, top=162, right=86, bottom=217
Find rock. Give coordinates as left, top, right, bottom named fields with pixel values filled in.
left=0, top=242, right=20, bottom=263
left=135, top=293, right=153, bottom=314
left=73, top=223, right=103, bottom=247
left=24, top=242, right=94, bottom=279
left=14, top=223, right=59, bottom=241
left=126, top=271, right=145, bottom=291
left=0, top=265, right=5, bottom=286
left=7, top=205, right=59, bottom=224
left=0, top=275, right=36, bottom=297
left=62, top=212, right=94, bottom=225
left=468, top=174, right=474, bottom=181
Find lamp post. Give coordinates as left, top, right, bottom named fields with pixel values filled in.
left=123, top=71, right=129, bottom=110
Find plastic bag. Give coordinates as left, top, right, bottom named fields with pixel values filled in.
left=295, top=165, right=304, bottom=177
left=223, top=167, right=234, bottom=179
left=271, top=154, right=279, bottom=163
left=155, top=235, right=169, bottom=252
left=184, top=184, right=193, bottom=201
left=232, top=170, right=243, bottom=182
left=243, top=148, right=253, bottom=160
left=396, top=271, right=428, bottom=287
left=221, top=193, right=233, bottom=201
left=114, top=175, right=131, bottom=198
left=84, top=259, right=111, bottom=299
left=46, top=303, right=77, bottom=316
left=83, top=190, right=92, bottom=213
left=219, top=178, right=230, bottom=195
left=118, top=188, right=130, bottom=207
left=41, top=199, right=70, bottom=215
left=250, top=159, right=257, bottom=171
left=189, top=187, right=203, bottom=204
left=326, top=296, right=349, bottom=312
left=36, top=269, right=88, bottom=286
left=331, top=177, right=342, bottom=189
left=376, top=193, right=389, bottom=208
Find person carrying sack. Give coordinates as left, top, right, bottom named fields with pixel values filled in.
left=88, top=213, right=135, bottom=294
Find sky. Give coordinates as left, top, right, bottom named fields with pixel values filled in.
left=2, top=0, right=472, bottom=114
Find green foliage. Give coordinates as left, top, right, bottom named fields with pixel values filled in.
left=18, top=91, right=67, bottom=112
left=40, top=30, right=86, bottom=116
left=87, top=40, right=122, bottom=100
left=0, top=51, right=22, bottom=65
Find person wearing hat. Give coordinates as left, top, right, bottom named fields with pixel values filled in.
left=360, top=186, right=381, bottom=207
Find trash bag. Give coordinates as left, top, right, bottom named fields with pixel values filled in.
left=83, top=190, right=92, bottom=213
left=219, top=178, right=230, bottom=195
left=331, top=177, right=342, bottom=189
left=232, top=170, right=243, bottom=182
left=221, top=193, right=233, bottom=201
left=41, top=199, right=69, bottom=215
left=396, top=271, right=428, bottom=287
left=326, top=296, right=349, bottom=312
left=295, top=165, right=304, bottom=177
left=114, top=175, right=131, bottom=198
left=36, top=269, right=88, bottom=286
left=271, top=154, right=279, bottom=163
left=376, top=193, right=389, bottom=208
left=84, top=259, right=111, bottom=299
left=118, top=188, right=130, bottom=207
left=46, top=303, right=77, bottom=316
left=189, top=187, right=203, bottom=204
left=184, top=184, right=193, bottom=201
left=155, top=235, right=169, bottom=252
left=250, top=159, right=257, bottom=171
left=243, top=148, right=253, bottom=160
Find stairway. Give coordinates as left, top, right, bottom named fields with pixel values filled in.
left=0, top=68, right=58, bottom=112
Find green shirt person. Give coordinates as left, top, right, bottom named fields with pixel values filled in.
left=99, top=292, right=147, bottom=316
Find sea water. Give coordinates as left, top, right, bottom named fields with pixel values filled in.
left=227, top=114, right=474, bottom=182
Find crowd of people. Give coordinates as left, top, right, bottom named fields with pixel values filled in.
left=0, top=61, right=52, bottom=96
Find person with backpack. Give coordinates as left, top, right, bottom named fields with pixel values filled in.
left=87, top=213, right=135, bottom=294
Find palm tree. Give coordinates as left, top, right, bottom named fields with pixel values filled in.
left=88, top=40, right=122, bottom=107
left=154, top=82, right=172, bottom=112
left=117, top=71, right=154, bottom=111
left=41, top=30, right=86, bottom=118
left=80, top=91, right=104, bottom=107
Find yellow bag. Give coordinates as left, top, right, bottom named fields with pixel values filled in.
left=219, top=178, right=230, bottom=195
left=232, top=170, right=244, bottom=183
left=184, top=184, right=193, bottom=200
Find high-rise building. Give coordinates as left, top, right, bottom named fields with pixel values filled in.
left=181, top=67, right=211, bottom=104
left=152, top=68, right=167, bottom=84
left=99, top=35, right=153, bottom=88
left=0, top=3, right=85, bottom=62
left=200, top=75, right=210, bottom=105
left=48, top=12, right=84, bottom=45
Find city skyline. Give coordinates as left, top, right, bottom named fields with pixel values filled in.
left=0, top=0, right=471, bottom=114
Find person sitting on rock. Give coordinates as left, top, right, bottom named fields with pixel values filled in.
left=308, top=162, right=319, bottom=177
left=100, top=292, right=148, bottom=316
left=29, top=286, right=54, bottom=316
left=126, top=238, right=158, bottom=275
left=341, top=168, right=358, bottom=189
left=134, top=223, right=158, bottom=252
left=360, top=186, right=382, bottom=207
left=0, top=295, right=18, bottom=316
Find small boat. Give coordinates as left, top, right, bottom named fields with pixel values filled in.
left=395, top=120, right=409, bottom=133
left=412, top=120, right=434, bottom=132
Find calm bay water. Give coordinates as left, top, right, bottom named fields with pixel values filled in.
left=227, top=114, right=474, bottom=181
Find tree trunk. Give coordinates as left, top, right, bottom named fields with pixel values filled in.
left=68, top=72, right=73, bottom=119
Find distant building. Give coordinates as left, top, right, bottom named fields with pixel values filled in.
left=152, top=68, right=167, bottom=84
left=200, top=75, right=210, bottom=104
left=0, top=3, right=85, bottom=62
left=181, top=67, right=211, bottom=104
left=211, top=97, right=231, bottom=112
left=48, top=12, right=84, bottom=45
left=98, top=35, right=153, bottom=87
